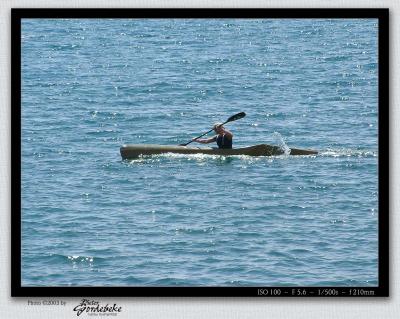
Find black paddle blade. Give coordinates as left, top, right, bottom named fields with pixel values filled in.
left=226, top=112, right=246, bottom=123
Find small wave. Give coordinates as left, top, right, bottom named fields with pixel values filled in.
left=45, top=253, right=106, bottom=265
left=125, top=152, right=289, bottom=164
left=67, top=255, right=95, bottom=263
left=88, top=110, right=123, bottom=120
left=85, top=129, right=117, bottom=136
left=174, top=226, right=215, bottom=235
left=319, top=148, right=377, bottom=158
left=128, top=152, right=233, bottom=162
left=48, top=43, right=81, bottom=51
left=289, top=248, right=314, bottom=255
left=151, top=277, right=198, bottom=286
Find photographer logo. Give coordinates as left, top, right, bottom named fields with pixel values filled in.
left=73, top=299, right=122, bottom=316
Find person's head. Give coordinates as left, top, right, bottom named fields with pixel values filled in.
left=213, top=122, right=224, bottom=134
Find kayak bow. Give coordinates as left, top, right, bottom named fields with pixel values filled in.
left=120, top=144, right=317, bottom=159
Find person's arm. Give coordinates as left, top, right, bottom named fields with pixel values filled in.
left=192, top=136, right=217, bottom=144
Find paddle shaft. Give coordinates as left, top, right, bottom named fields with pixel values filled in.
left=181, top=112, right=246, bottom=146
left=181, top=127, right=215, bottom=146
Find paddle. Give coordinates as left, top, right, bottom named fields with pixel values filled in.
left=180, top=112, right=246, bottom=146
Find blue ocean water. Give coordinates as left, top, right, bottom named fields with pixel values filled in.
left=21, top=18, right=378, bottom=287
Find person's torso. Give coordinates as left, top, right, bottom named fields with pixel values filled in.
left=216, top=134, right=232, bottom=149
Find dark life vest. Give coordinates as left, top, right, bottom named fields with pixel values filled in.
left=216, top=134, right=232, bottom=149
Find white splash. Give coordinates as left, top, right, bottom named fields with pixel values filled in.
left=272, top=132, right=291, bottom=155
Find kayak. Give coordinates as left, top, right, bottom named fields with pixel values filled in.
left=120, top=144, right=318, bottom=159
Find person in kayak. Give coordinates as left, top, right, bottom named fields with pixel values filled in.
left=192, top=123, right=233, bottom=149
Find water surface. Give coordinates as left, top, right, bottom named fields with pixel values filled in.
left=21, top=18, right=378, bottom=286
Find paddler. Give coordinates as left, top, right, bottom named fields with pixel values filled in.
left=192, top=123, right=233, bottom=149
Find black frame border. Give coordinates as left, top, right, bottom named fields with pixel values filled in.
left=11, top=8, right=389, bottom=297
